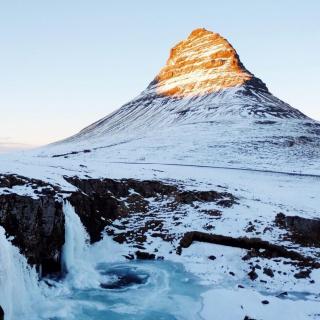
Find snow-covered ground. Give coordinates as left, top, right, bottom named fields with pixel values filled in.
left=1, top=136, right=320, bottom=318
left=0, top=88, right=319, bottom=320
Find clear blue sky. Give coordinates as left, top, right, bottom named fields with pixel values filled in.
left=1, top=0, right=319, bottom=148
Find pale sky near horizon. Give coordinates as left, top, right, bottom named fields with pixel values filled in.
left=1, top=0, right=319, bottom=150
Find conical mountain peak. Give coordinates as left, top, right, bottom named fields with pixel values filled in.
left=63, top=28, right=307, bottom=143
left=155, top=28, right=254, bottom=97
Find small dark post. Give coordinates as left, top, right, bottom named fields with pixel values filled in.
left=0, top=306, right=4, bottom=320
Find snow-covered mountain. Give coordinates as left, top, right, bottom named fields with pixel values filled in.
left=35, top=28, right=319, bottom=176
left=64, top=28, right=307, bottom=142
left=0, top=28, right=320, bottom=320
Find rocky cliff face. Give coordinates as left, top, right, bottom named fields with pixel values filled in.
left=0, top=175, right=64, bottom=275
left=66, top=176, right=237, bottom=246
left=0, top=174, right=238, bottom=275
left=155, top=28, right=260, bottom=97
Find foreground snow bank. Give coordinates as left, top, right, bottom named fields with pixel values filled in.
left=201, top=288, right=320, bottom=320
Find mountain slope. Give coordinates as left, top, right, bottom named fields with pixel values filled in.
left=64, top=28, right=307, bottom=143
left=37, top=29, right=320, bottom=175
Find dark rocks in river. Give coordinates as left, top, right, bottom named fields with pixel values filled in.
left=248, top=269, right=258, bottom=281
left=100, top=267, right=148, bottom=290
left=100, top=274, right=145, bottom=289
left=294, top=269, right=311, bottom=279
left=135, top=251, right=156, bottom=260
left=263, top=267, right=274, bottom=278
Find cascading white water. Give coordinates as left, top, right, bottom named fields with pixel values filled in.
left=0, top=226, right=43, bottom=320
left=61, top=201, right=100, bottom=289
left=0, top=201, right=104, bottom=319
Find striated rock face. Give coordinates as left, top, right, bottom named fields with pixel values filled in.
left=156, top=28, right=255, bottom=97
left=62, top=28, right=307, bottom=143
left=0, top=188, right=64, bottom=275
left=0, top=175, right=66, bottom=275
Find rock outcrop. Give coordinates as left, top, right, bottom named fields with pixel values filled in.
left=0, top=174, right=235, bottom=276
left=65, top=176, right=237, bottom=247
left=177, top=231, right=319, bottom=268
left=0, top=175, right=64, bottom=275
left=156, top=28, right=257, bottom=97
left=276, top=213, right=320, bottom=247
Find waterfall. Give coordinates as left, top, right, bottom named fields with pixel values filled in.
left=61, top=201, right=100, bottom=289
left=0, top=226, right=43, bottom=320
left=0, top=201, right=102, bottom=319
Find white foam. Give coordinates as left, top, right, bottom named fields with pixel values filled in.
left=61, top=201, right=100, bottom=289
left=0, top=227, right=43, bottom=320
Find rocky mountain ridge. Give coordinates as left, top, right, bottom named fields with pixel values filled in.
left=155, top=28, right=256, bottom=97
